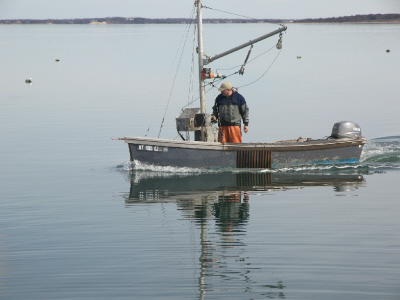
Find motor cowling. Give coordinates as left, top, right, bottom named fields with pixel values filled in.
left=331, top=121, right=362, bottom=139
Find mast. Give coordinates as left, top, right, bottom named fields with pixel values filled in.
left=196, top=0, right=206, bottom=142
left=194, top=0, right=286, bottom=142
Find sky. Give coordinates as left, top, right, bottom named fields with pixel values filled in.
left=0, top=0, right=400, bottom=20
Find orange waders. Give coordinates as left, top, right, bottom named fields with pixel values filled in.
left=218, top=126, right=242, bottom=143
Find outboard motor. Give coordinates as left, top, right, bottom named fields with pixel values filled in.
left=331, top=121, right=361, bottom=139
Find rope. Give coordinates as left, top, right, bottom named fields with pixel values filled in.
left=185, top=22, right=199, bottom=141
left=202, top=5, right=255, bottom=20
left=158, top=11, right=196, bottom=138
left=144, top=6, right=195, bottom=137
left=238, top=49, right=282, bottom=89
left=181, top=84, right=218, bottom=109
left=187, top=22, right=198, bottom=107
left=216, top=44, right=276, bottom=72
left=180, top=44, right=281, bottom=110
left=202, top=5, right=283, bottom=25
left=177, top=6, right=285, bottom=124
left=210, top=45, right=281, bottom=87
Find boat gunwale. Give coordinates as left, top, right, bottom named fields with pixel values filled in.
left=121, top=136, right=367, bottom=151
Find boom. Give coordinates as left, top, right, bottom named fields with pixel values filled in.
left=205, top=26, right=287, bottom=64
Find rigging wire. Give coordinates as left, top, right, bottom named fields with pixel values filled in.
left=180, top=36, right=283, bottom=110
left=187, top=23, right=197, bottom=109
left=158, top=12, right=196, bottom=138
left=181, top=44, right=282, bottom=110
left=202, top=6, right=255, bottom=20
left=144, top=6, right=196, bottom=137
left=238, top=49, right=283, bottom=89
left=216, top=44, right=276, bottom=71
left=176, top=4, right=287, bottom=117
left=202, top=5, right=283, bottom=25
left=180, top=21, right=199, bottom=141
left=207, top=44, right=280, bottom=88
left=181, top=83, right=220, bottom=110
left=215, top=49, right=282, bottom=89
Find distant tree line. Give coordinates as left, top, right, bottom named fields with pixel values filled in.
left=0, top=17, right=285, bottom=25
left=1, top=14, right=399, bottom=25
left=295, top=14, right=400, bottom=23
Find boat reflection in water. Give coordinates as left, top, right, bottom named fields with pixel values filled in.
left=126, top=171, right=366, bottom=202
left=124, top=171, right=365, bottom=299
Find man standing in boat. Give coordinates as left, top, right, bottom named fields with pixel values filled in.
left=212, top=82, right=249, bottom=143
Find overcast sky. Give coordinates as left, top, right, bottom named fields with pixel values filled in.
left=1, top=0, right=400, bottom=20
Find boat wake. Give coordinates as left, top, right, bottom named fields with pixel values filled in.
left=116, top=160, right=220, bottom=175
left=360, top=136, right=400, bottom=166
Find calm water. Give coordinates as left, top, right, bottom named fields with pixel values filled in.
left=1, top=23, right=400, bottom=299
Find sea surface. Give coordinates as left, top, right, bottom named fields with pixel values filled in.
left=1, top=22, right=400, bottom=299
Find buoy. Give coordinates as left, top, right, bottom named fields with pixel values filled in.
left=25, top=78, right=32, bottom=83
left=386, top=49, right=390, bottom=53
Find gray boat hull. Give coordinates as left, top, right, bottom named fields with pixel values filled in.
left=122, top=136, right=366, bottom=169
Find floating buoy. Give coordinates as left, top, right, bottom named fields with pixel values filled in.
left=55, top=59, right=60, bottom=62
left=25, top=78, right=32, bottom=84
left=386, top=49, right=390, bottom=53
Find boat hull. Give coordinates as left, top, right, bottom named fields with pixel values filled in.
left=128, top=143, right=236, bottom=168
left=272, top=145, right=362, bottom=167
left=122, top=136, right=366, bottom=169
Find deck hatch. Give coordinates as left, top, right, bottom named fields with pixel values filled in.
left=236, top=150, right=272, bottom=168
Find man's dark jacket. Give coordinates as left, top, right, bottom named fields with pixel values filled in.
left=212, top=91, right=249, bottom=127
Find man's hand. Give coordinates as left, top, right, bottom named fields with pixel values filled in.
left=244, top=125, right=249, bottom=133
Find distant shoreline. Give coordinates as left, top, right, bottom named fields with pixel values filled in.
left=1, top=14, right=399, bottom=25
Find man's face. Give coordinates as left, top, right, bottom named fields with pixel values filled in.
left=221, top=89, right=233, bottom=97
